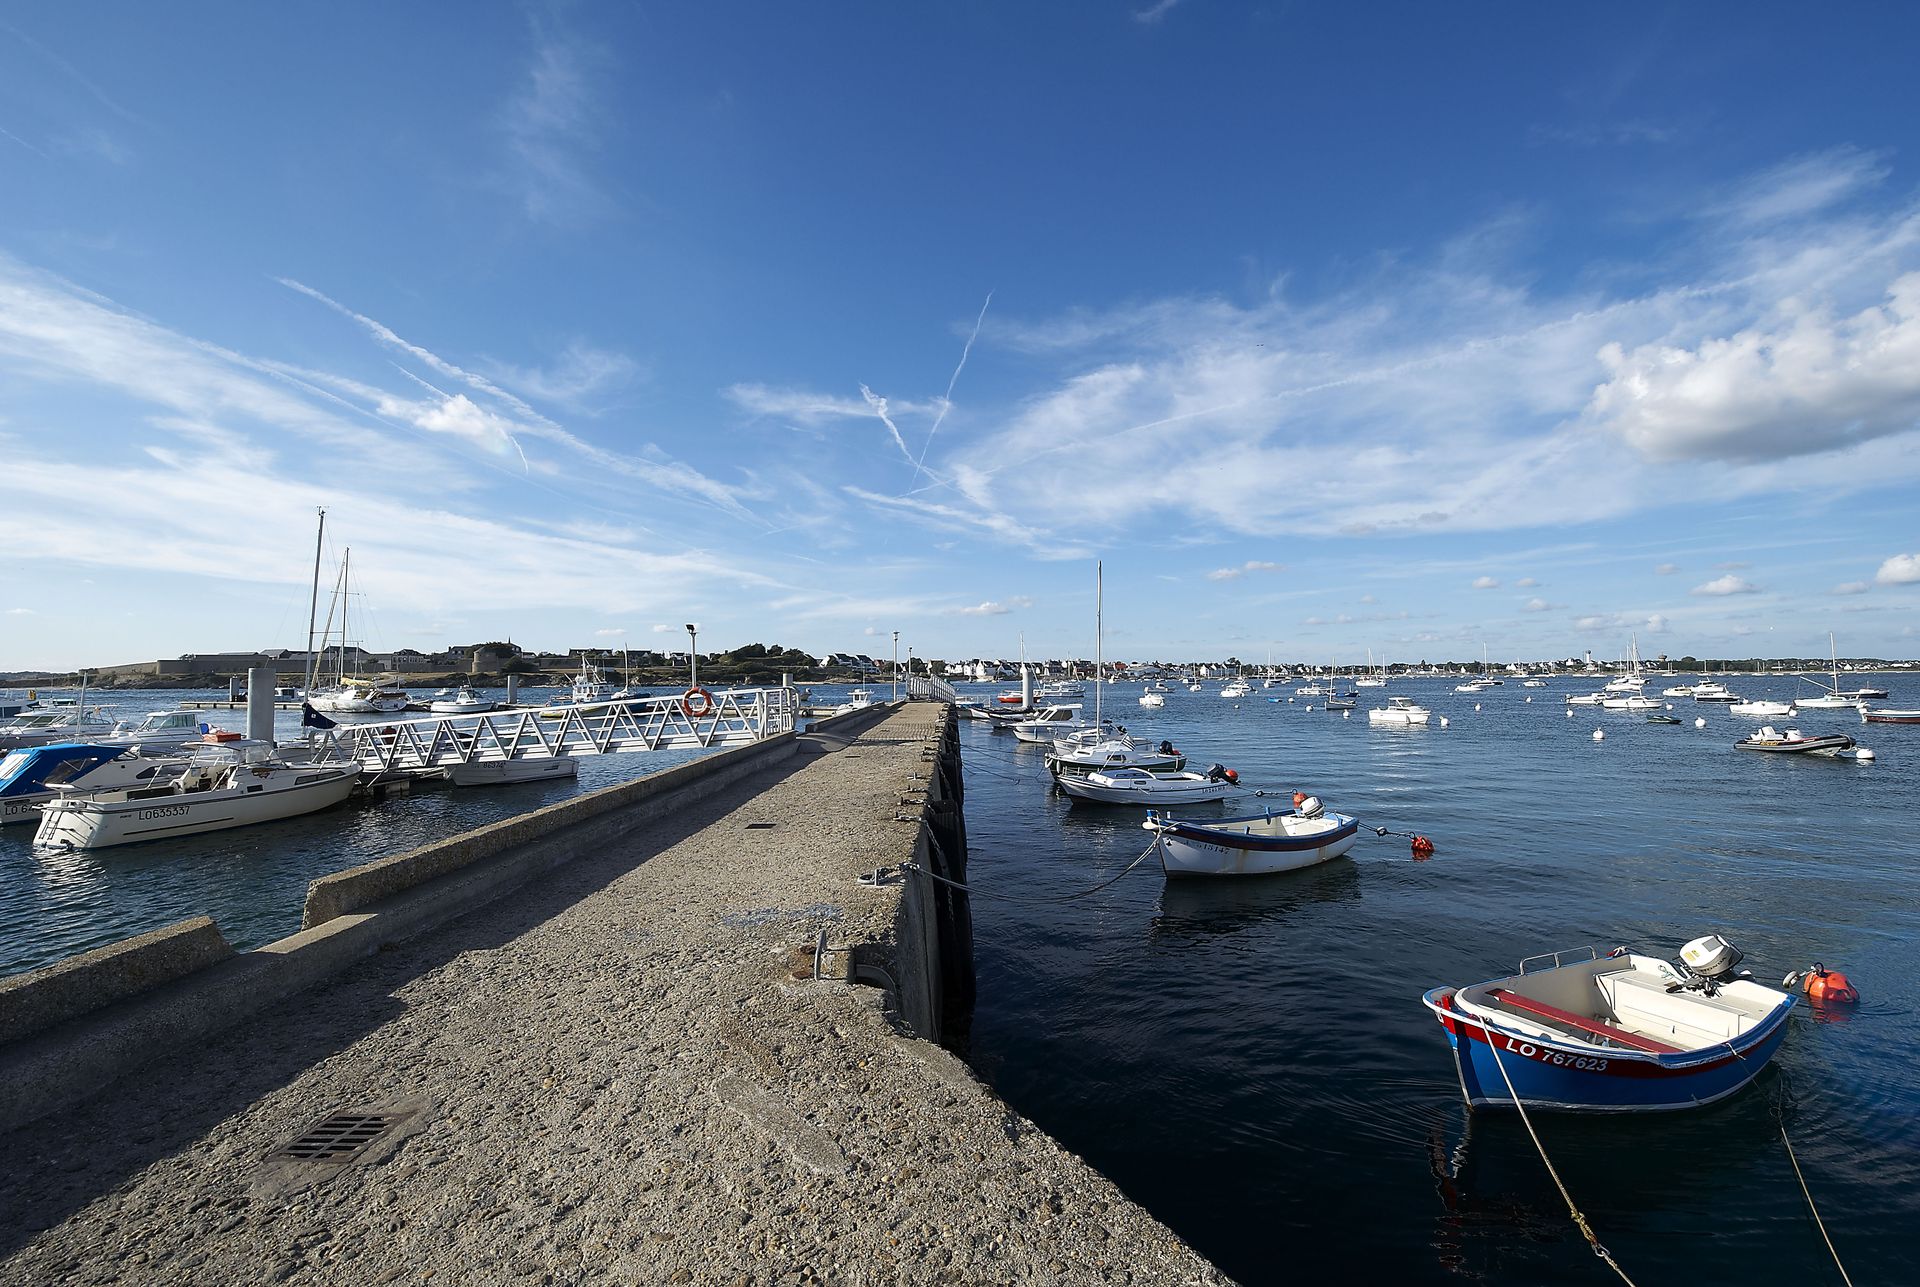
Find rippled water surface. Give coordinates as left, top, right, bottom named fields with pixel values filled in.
left=959, top=676, right=1919, bottom=1285
left=0, top=688, right=709, bottom=974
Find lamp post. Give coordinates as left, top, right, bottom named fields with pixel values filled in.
left=907, top=646, right=914, bottom=700
left=892, top=630, right=900, bottom=701
left=685, top=623, right=699, bottom=692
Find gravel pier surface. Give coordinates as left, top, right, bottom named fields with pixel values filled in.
left=0, top=704, right=1226, bottom=1286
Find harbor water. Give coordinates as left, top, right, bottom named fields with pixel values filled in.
left=960, top=676, right=1918, bottom=1284
left=0, top=688, right=710, bottom=976
left=4, top=677, right=1917, bottom=1282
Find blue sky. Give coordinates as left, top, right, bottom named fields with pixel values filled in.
left=3, top=3, right=1919, bottom=672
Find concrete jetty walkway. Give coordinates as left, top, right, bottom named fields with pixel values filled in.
left=0, top=704, right=1224, bottom=1285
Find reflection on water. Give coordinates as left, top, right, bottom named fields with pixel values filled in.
left=1148, top=861, right=1363, bottom=946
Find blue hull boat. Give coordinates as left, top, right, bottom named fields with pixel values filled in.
left=1422, top=942, right=1794, bottom=1112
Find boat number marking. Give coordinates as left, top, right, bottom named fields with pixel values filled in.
left=136, top=805, right=192, bottom=820
left=1498, top=1035, right=1606, bottom=1071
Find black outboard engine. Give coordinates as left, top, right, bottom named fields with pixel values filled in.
left=1205, top=762, right=1228, bottom=781
left=1159, top=739, right=1176, bottom=755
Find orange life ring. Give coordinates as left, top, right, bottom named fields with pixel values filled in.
left=681, top=687, right=715, bottom=718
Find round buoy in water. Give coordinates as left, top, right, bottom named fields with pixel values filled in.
left=1566, top=708, right=1574, bottom=719
left=1592, top=728, right=1605, bottom=741
left=1788, top=964, right=1860, bottom=1005
left=1525, top=696, right=1533, bottom=703
left=1474, top=703, right=1481, bottom=712
left=1854, top=748, right=1876, bottom=761
left=1343, top=709, right=1351, bottom=719
left=1410, top=835, right=1435, bottom=859
left=1695, top=717, right=1706, bottom=728
left=1305, top=704, right=1313, bottom=712
left=1439, top=716, right=1449, bottom=727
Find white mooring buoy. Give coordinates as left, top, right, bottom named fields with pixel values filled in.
left=1592, top=728, right=1605, bottom=741
left=1695, top=717, right=1706, bottom=728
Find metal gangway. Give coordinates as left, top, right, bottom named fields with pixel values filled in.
left=906, top=673, right=961, bottom=703
left=307, top=687, right=797, bottom=776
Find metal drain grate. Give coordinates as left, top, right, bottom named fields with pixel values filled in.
left=280, top=1114, right=397, bottom=1163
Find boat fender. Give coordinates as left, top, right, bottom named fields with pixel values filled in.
left=681, top=687, right=715, bottom=718
left=1783, top=963, right=1859, bottom=1004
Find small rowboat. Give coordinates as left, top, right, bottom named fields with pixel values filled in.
left=1057, top=765, right=1239, bottom=806
left=1862, top=707, right=1920, bottom=725
left=1422, top=937, right=1794, bottom=1112
left=1143, top=798, right=1359, bottom=877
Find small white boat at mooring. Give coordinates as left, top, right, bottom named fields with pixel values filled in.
left=1058, top=764, right=1240, bottom=807
left=1367, top=695, right=1431, bottom=726
left=1143, top=796, right=1359, bottom=876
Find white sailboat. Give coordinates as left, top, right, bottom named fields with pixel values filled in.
left=307, top=545, right=408, bottom=714
left=1795, top=633, right=1867, bottom=710
left=1046, top=562, right=1185, bottom=779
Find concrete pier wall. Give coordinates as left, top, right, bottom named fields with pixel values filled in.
left=0, top=703, right=1227, bottom=1284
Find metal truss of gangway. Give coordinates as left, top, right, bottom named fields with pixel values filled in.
left=308, top=687, right=797, bottom=776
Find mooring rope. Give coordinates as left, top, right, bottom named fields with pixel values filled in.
left=1778, top=1115, right=1855, bottom=1285
left=1476, top=1012, right=1640, bottom=1285
left=903, top=838, right=1159, bottom=905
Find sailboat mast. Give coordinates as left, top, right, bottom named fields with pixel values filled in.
left=340, top=548, right=352, bottom=683
left=303, top=507, right=326, bottom=695
left=1094, top=560, right=1103, bottom=728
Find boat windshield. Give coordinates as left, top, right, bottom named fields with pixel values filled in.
left=0, top=751, right=30, bottom=779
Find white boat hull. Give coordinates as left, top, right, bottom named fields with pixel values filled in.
left=1057, top=771, right=1236, bottom=806
left=34, top=765, right=360, bottom=850
left=1147, top=808, right=1360, bottom=877
left=447, top=757, right=579, bottom=786
left=1368, top=707, right=1431, bottom=725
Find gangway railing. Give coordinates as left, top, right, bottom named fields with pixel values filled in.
left=907, top=674, right=961, bottom=704
left=307, top=687, right=796, bottom=775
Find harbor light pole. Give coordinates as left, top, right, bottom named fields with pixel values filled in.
left=892, top=631, right=900, bottom=701
left=686, top=623, right=699, bottom=691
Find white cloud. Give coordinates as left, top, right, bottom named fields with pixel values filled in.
left=1207, top=560, right=1284, bottom=582
left=1472, top=576, right=1499, bottom=589
left=1515, top=576, right=1538, bottom=588
left=1645, top=613, right=1670, bottom=633
left=1133, top=0, right=1182, bottom=22
left=1359, top=594, right=1376, bottom=604
left=650, top=624, right=675, bottom=633
left=594, top=627, right=625, bottom=637
left=954, top=601, right=1012, bottom=616
left=492, top=341, right=638, bottom=407
left=500, top=24, right=610, bottom=225
left=1707, top=147, right=1890, bottom=228
left=1832, top=581, right=1869, bottom=595
left=1523, top=598, right=1552, bottom=612
left=1877, top=553, right=1920, bottom=584
left=5, top=607, right=33, bottom=615
left=1655, top=563, right=1679, bottom=575
left=1588, top=273, right=1920, bottom=463
left=1692, top=574, right=1759, bottom=596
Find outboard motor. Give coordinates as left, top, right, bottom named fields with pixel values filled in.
left=1675, top=934, right=1752, bottom=994
left=1291, top=792, right=1324, bottom=818
left=1204, top=762, right=1238, bottom=783
left=1158, top=740, right=1176, bottom=756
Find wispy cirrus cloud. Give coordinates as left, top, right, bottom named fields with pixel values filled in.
left=500, top=21, right=610, bottom=225
left=1472, top=575, right=1499, bottom=589
left=1832, top=581, right=1869, bottom=595
left=1206, top=560, right=1282, bottom=582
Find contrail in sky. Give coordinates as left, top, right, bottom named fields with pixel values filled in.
left=860, top=384, right=916, bottom=467
left=910, top=291, right=993, bottom=488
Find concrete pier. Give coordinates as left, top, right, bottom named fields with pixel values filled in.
left=0, top=703, right=1224, bottom=1285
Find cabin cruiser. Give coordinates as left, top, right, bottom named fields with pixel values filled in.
left=33, top=736, right=360, bottom=850
left=1367, top=695, right=1432, bottom=726
left=1691, top=680, right=1738, bottom=702
left=0, top=704, right=118, bottom=751
left=0, top=742, right=197, bottom=826
left=429, top=686, right=496, bottom=715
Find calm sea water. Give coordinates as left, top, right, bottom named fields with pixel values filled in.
left=958, top=676, right=1920, bottom=1285
left=0, top=687, right=710, bottom=975
left=6, top=679, right=1916, bottom=1281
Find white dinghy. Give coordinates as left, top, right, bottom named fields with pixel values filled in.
left=1143, top=795, right=1360, bottom=876
left=1057, top=764, right=1240, bottom=806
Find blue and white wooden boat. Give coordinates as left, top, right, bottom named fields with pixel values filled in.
left=1142, top=798, right=1359, bottom=876
left=1421, top=938, right=1794, bottom=1112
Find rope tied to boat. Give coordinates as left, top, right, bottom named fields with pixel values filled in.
left=1475, top=1010, right=1640, bottom=1285
left=900, top=838, right=1159, bottom=905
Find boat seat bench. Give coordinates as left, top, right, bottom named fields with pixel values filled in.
left=1486, top=987, right=1682, bottom=1053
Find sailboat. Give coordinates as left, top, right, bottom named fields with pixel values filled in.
left=1354, top=649, right=1388, bottom=688
left=1046, top=562, right=1186, bottom=780
left=1796, top=634, right=1871, bottom=709
left=307, top=543, right=408, bottom=714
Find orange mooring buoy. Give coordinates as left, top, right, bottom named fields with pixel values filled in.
left=1410, top=834, right=1436, bottom=860
left=1787, top=963, right=1860, bottom=1004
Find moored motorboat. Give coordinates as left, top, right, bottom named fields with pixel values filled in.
left=0, top=742, right=196, bottom=826
left=1861, top=707, right=1920, bottom=725
left=34, top=738, right=360, bottom=850
left=1143, top=795, right=1359, bottom=876
left=1046, top=729, right=1186, bottom=779
left=0, top=704, right=118, bottom=751
left=1734, top=726, right=1858, bottom=756
left=1138, top=691, right=1166, bottom=709
left=1691, top=680, right=1738, bottom=702
left=429, top=686, right=496, bottom=715
left=1645, top=714, right=1682, bottom=725
left=1009, top=704, right=1090, bottom=743
left=1421, top=936, right=1794, bottom=1112
left=1057, top=764, right=1240, bottom=806
left=446, top=756, right=579, bottom=787
left=1728, top=699, right=1794, bottom=717
left=1601, top=694, right=1660, bottom=711
left=1367, top=695, right=1431, bottom=726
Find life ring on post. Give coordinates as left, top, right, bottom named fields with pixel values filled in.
left=681, top=687, right=715, bottom=719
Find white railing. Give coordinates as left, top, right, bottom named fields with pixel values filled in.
left=907, top=674, right=961, bottom=704
left=308, top=687, right=796, bottom=774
